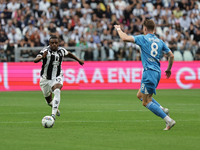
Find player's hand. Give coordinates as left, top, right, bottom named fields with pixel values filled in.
left=78, top=59, right=84, bottom=66
left=165, top=70, right=171, bottom=78
left=114, top=25, right=121, bottom=30
left=42, top=51, right=48, bottom=59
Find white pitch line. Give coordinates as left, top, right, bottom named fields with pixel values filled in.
left=1, top=103, right=200, bottom=107
left=0, top=110, right=148, bottom=115
left=0, top=108, right=197, bottom=115
left=0, top=119, right=200, bottom=124
left=63, top=110, right=149, bottom=113
left=63, top=103, right=200, bottom=105
left=0, top=112, right=39, bottom=115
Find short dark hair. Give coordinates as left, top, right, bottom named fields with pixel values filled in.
left=49, top=36, right=59, bottom=41
left=143, top=19, right=155, bottom=31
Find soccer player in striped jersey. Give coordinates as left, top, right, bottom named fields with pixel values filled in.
left=34, top=36, right=84, bottom=121
left=114, top=19, right=176, bottom=130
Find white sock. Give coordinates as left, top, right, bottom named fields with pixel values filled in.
left=164, top=116, right=172, bottom=123
left=52, top=88, right=61, bottom=115
left=160, top=106, right=164, bottom=110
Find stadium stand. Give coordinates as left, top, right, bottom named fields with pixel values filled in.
left=0, top=0, right=200, bottom=62
left=173, top=50, right=183, bottom=61
left=183, top=50, right=194, bottom=61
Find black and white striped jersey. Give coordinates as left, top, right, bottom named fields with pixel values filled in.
left=37, top=46, right=68, bottom=80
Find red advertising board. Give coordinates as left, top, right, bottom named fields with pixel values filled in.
left=0, top=61, right=200, bottom=91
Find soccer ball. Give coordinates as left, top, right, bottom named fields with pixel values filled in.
left=41, top=116, right=55, bottom=128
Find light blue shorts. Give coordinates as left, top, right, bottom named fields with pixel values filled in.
left=140, top=69, right=161, bottom=95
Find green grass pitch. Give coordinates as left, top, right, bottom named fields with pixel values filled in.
left=0, top=89, right=199, bottom=150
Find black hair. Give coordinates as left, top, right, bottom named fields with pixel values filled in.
left=49, top=36, right=59, bottom=41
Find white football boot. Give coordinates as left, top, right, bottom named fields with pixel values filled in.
left=163, top=119, right=176, bottom=130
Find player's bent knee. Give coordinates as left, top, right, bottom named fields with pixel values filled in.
left=142, top=101, right=147, bottom=107
left=137, top=92, right=142, bottom=100
left=52, top=84, right=62, bottom=91
left=54, top=88, right=61, bottom=95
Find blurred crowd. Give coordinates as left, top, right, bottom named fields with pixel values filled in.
left=0, top=0, right=200, bottom=62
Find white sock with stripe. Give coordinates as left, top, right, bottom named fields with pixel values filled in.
left=52, top=88, right=61, bottom=116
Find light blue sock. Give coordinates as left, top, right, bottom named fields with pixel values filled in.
left=146, top=102, right=167, bottom=119
left=140, top=98, right=161, bottom=107
left=152, top=97, right=161, bottom=107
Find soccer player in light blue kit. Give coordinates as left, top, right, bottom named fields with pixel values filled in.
left=114, top=19, right=176, bottom=130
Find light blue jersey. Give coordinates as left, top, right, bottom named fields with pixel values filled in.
left=133, top=34, right=171, bottom=95
left=133, top=34, right=170, bottom=72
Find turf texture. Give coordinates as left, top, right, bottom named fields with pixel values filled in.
left=0, top=89, right=199, bottom=150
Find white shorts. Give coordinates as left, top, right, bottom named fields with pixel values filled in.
left=40, top=75, right=63, bottom=97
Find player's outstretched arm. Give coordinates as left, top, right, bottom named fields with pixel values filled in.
left=34, top=51, right=47, bottom=63
left=114, top=25, right=135, bottom=43
left=66, top=52, right=84, bottom=66
left=165, top=51, right=174, bottom=78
